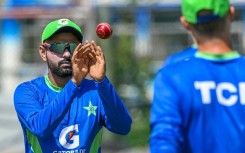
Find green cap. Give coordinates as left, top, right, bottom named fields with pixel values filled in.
left=181, top=0, right=230, bottom=24
left=41, top=18, right=83, bottom=43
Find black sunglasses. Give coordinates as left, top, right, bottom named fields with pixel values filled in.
left=46, top=42, right=78, bottom=54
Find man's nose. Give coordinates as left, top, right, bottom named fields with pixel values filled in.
left=63, top=49, right=71, bottom=58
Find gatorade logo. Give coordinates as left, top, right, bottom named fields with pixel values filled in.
left=59, top=124, right=79, bottom=149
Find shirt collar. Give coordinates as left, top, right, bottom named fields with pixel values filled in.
left=195, top=51, right=241, bottom=61
left=44, top=75, right=63, bottom=92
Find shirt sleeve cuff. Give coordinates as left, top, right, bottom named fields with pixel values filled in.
left=94, top=76, right=109, bottom=88
left=67, top=80, right=80, bottom=90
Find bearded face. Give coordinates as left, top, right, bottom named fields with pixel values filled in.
left=43, top=32, right=80, bottom=78
left=46, top=56, right=72, bottom=77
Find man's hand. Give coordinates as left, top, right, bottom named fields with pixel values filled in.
left=88, top=40, right=106, bottom=82
left=71, top=43, right=91, bottom=86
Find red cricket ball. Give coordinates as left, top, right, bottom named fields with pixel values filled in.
left=96, top=22, right=113, bottom=39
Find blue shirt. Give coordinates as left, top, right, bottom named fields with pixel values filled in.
left=150, top=51, right=245, bottom=153
left=14, top=76, right=132, bottom=153
left=163, top=45, right=197, bottom=67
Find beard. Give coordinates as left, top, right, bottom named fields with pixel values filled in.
left=47, top=58, right=72, bottom=77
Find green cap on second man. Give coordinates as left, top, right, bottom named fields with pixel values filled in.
left=181, top=0, right=230, bottom=24
left=41, top=18, right=83, bottom=43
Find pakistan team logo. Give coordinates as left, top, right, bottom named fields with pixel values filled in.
left=83, top=101, right=98, bottom=116
left=58, top=19, right=69, bottom=25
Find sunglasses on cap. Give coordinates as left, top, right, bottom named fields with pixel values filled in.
left=46, top=42, right=78, bottom=54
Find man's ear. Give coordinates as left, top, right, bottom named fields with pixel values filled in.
left=180, top=16, right=191, bottom=31
left=39, top=45, right=47, bottom=62
left=228, top=6, right=235, bottom=21
left=180, top=16, right=197, bottom=38
left=180, top=16, right=198, bottom=44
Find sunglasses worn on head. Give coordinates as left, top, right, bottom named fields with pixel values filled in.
left=47, top=42, right=78, bottom=54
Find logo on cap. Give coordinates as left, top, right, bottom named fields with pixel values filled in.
left=58, top=19, right=69, bottom=25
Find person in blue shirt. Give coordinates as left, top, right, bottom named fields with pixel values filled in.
left=14, top=18, right=132, bottom=153
left=149, top=0, right=245, bottom=153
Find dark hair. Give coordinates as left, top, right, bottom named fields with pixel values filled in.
left=190, top=10, right=229, bottom=39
